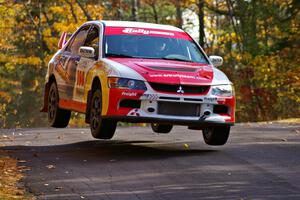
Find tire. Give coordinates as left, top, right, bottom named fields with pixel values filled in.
left=48, top=82, right=71, bottom=128
left=202, top=126, right=230, bottom=146
left=89, top=89, right=117, bottom=139
left=151, top=123, right=173, bottom=133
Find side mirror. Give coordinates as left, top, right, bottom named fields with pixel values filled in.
left=209, top=55, right=223, bottom=67
left=58, top=32, right=67, bottom=49
left=79, top=46, right=95, bottom=58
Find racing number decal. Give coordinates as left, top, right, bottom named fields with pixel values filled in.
left=77, top=70, right=85, bottom=86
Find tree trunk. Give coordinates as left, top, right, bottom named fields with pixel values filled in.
left=150, top=2, right=158, bottom=23
left=131, top=0, right=138, bottom=21
left=75, top=0, right=93, bottom=21
left=175, top=0, right=183, bottom=28
left=198, top=0, right=205, bottom=47
left=112, top=0, right=122, bottom=20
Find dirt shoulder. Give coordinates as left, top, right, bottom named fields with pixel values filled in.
left=0, top=149, right=34, bottom=200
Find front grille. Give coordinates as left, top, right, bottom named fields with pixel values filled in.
left=158, top=102, right=200, bottom=116
left=149, top=82, right=209, bottom=94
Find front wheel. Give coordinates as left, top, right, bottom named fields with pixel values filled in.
left=202, top=126, right=230, bottom=146
left=48, top=82, right=71, bottom=128
left=151, top=123, right=173, bottom=134
left=89, top=89, right=117, bottom=139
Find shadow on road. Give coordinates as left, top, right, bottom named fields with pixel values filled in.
left=1, top=140, right=218, bottom=164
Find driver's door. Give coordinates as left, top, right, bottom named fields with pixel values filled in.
left=73, top=26, right=100, bottom=104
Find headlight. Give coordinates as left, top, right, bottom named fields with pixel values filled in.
left=108, top=77, right=147, bottom=90
left=211, top=85, right=234, bottom=97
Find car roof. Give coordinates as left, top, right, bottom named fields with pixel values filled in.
left=84, top=20, right=184, bottom=32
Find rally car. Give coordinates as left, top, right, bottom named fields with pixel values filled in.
left=41, top=20, right=235, bottom=145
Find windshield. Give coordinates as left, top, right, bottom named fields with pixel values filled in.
left=104, top=34, right=208, bottom=64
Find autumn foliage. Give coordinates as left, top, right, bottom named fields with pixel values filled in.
left=0, top=0, right=299, bottom=128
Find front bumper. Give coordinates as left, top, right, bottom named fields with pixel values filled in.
left=105, top=87, right=235, bottom=126
left=103, top=116, right=234, bottom=128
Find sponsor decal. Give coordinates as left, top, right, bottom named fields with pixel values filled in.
left=105, top=27, right=192, bottom=40
left=128, top=109, right=140, bottom=116
left=141, top=94, right=159, bottom=101
left=204, top=97, right=217, bottom=103
left=122, top=28, right=175, bottom=37
left=55, top=62, right=70, bottom=82
left=76, top=70, right=85, bottom=86
left=121, top=92, right=137, bottom=97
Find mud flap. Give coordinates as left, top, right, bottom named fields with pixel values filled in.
left=40, top=83, right=49, bottom=112
left=85, top=90, right=92, bottom=123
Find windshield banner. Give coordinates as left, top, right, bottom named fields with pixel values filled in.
left=105, top=27, right=192, bottom=40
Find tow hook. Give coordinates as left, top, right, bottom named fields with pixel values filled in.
left=199, top=110, right=211, bottom=121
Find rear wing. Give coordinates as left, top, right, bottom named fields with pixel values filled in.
left=58, top=32, right=72, bottom=49
left=58, top=32, right=67, bottom=49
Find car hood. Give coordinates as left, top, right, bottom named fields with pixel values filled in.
left=106, top=58, right=214, bottom=85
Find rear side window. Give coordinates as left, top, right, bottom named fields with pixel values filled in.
left=65, top=26, right=90, bottom=54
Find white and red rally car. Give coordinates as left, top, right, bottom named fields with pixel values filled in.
left=42, top=21, right=235, bottom=145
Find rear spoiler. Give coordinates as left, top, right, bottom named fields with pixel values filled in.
left=58, top=32, right=68, bottom=49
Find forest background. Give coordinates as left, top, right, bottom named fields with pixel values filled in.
left=0, top=0, right=299, bottom=128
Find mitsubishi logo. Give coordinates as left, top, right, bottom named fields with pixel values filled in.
left=177, top=86, right=184, bottom=94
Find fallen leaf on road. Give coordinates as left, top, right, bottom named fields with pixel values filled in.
left=183, top=143, right=189, bottom=149
left=55, top=186, right=62, bottom=191
left=46, top=165, right=55, bottom=169
left=292, top=129, right=299, bottom=134
left=18, top=165, right=31, bottom=172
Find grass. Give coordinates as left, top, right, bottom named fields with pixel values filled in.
left=275, top=118, right=300, bottom=124
left=0, top=150, right=33, bottom=200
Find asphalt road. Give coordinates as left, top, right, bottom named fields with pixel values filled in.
left=1, top=123, right=300, bottom=200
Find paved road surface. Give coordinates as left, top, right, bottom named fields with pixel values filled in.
left=1, top=123, right=300, bottom=200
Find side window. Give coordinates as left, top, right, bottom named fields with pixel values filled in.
left=65, top=26, right=90, bottom=54
left=84, top=26, right=100, bottom=60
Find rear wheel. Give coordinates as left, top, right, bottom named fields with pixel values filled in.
left=89, top=89, right=117, bottom=139
left=151, top=123, right=173, bottom=133
left=48, top=82, right=71, bottom=128
left=202, top=126, right=230, bottom=145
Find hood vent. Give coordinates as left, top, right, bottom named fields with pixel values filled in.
left=148, top=66, right=197, bottom=72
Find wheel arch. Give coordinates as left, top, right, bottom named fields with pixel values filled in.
left=85, top=76, right=102, bottom=123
